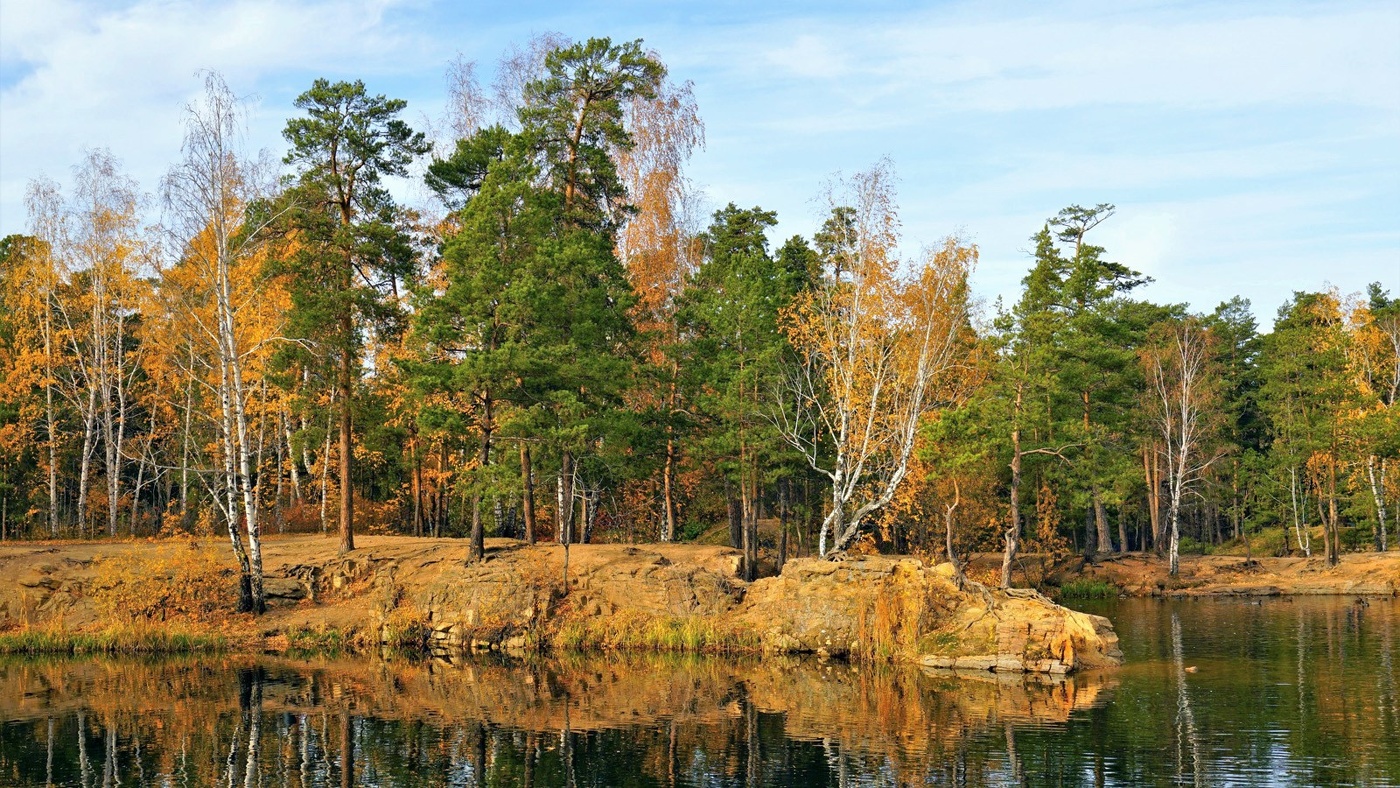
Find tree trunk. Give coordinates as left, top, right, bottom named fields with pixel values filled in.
left=285, top=413, right=302, bottom=505
left=582, top=485, right=598, bottom=544
left=320, top=403, right=333, bottom=535
left=661, top=435, right=677, bottom=542
left=1368, top=455, right=1388, bottom=552
left=1084, top=505, right=1095, bottom=558
left=338, top=343, right=354, bottom=553
left=558, top=451, right=575, bottom=545
left=77, top=395, right=95, bottom=537
left=436, top=442, right=448, bottom=538
left=180, top=357, right=194, bottom=530
left=945, top=478, right=964, bottom=589
left=1168, top=478, right=1183, bottom=577
left=1325, top=463, right=1340, bottom=566
left=410, top=435, right=423, bottom=537
left=1093, top=492, right=1111, bottom=554
left=1145, top=446, right=1162, bottom=554
left=1000, top=385, right=1024, bottom=589
left=777, top=480, right=789, bottom=572
left=741, top=501, right=757, bottom=582
left=521, top=442, right=535, bottom=544
left=469, top=393, right=491, bottom=563
left=129, top=440, right=146, bottom=536
left=1289, top=465, right=1311, bottom=557
left=275, top=412, right=286, bottom=534
left=726, top=482, right=742, bottom=550
left=45, top=337, right=58, bottom=537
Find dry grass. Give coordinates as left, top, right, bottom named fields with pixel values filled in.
left=0, top=623, right=226, bottom=655
left=857, top=573, right=938, bottom=661
left=381, top=607, right=431, bottom=651
left=552, top=610, right=761, bottom=655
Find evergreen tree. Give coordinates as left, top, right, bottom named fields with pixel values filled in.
left=1258, top=292, right=1356, bottom=565
left=679, top=205, right=809, bottom=578
left=273, top=79, right=430, bottom=554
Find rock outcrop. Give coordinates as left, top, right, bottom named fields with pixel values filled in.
left=740, top=556, right=1121, bottom=673
left=0, top=536, right=1123, bottom=673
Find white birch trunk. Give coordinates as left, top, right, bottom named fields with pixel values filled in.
left=1289, top=466, right=1311, bottom=557
left=1367, top=455, right=1388, bottom=552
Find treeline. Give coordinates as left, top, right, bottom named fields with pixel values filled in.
left=0, top=36, right=1395, bottom=612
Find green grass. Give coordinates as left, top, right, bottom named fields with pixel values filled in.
left=284, top=627, right=349, bottom=658
left=1055, top=578, right=1119, bottom=600
left=0, top=626, right=227, bottom=655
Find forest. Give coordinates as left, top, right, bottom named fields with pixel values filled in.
left=0, top=36, right=1396, bottom=614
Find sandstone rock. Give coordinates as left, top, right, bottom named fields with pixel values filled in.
left=263, top=577, right=306, bottom=601
left=742, top=555, right=1122, bottom=674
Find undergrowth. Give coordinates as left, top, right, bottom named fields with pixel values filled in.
left=90, top=547, right=235, bottom=622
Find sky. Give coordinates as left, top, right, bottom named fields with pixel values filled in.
left=1, top=0, right=1397, bottom=326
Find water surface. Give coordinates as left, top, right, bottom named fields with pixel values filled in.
left=1, top=597, right=1396, bottom=786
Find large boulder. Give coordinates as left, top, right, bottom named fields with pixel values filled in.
left=739, top=556, right=1122, bottom=674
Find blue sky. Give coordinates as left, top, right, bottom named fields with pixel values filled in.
left=1, top=0, right=1396, bottom=325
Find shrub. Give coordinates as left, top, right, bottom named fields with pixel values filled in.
left=1340, top=525, right=1370, bottom=552
left=1177, top=536, right=1209, bottom=556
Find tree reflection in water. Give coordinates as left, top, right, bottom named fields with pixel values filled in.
left=1172, top=612, right=1203, bottom=787
left=0, top=652, right=1111, bottom=786
left=1, top=598, right=1398, bottom=786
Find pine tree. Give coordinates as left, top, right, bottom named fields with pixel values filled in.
left=273, top=79, right=430, bottom=554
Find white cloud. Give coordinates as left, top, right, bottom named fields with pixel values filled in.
left=0, top=0, right=437, bottom=230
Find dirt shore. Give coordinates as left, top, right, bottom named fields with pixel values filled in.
left=965, top=550, right=1400, bottom=596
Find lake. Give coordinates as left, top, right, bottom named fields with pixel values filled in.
left=1, top=596, right=1396, bottom=786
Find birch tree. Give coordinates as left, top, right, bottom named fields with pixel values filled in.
left=777, top=163, right=974, bottom=556
left=43, top=152, right=148, bottom=537
left=1142, top=317, right=1223, bottom=576
left=15, top=186, right=66, bottom=535
left=1349, top=284, right=1398, bottom=552
left=161, top=72, right=283, bottom=612
left=616, top=73, right=703, bottom=542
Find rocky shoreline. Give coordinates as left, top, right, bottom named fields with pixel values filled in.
left=0, top=536, right=1123, bottom=675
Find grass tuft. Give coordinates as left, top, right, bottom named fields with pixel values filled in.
left=1056, top=578, right=1119, bottom=600
left=284, top=627, right=349, bottom=658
